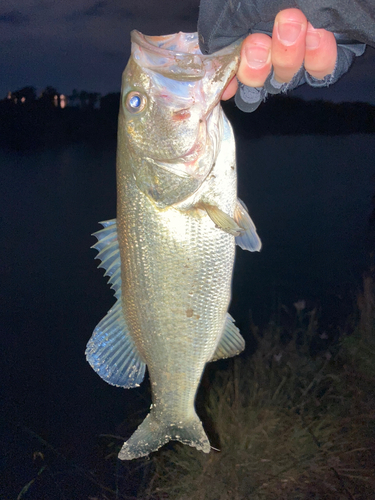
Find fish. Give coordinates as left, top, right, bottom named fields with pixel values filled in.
left=85, top=30, right=261, bottom=460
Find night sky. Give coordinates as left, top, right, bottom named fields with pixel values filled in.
left=1, top=0, right=374, bottom=104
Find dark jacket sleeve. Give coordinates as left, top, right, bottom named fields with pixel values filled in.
left=198, top=0, right=375, bottom=54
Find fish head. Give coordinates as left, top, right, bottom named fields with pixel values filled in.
left=117, top=31, right=240, bottom=207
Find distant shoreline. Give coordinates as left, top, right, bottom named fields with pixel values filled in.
left=1, top=94, right=374, bottom=151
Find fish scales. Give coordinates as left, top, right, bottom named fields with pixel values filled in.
left=86, top=30, right=261, bottom=460
left=117, top=127, right=236, bottom=415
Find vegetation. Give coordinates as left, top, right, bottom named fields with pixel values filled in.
left=135, top=273, right=375, bottom=500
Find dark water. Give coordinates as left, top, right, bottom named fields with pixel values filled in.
left=1, top=134, right=374, bottom=496
left=232, top=133, right=375, bottom=326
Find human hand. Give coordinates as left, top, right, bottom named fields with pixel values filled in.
left=222, top=8, right=337, bottom=100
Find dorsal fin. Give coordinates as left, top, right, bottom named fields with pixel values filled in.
left=86, top=219, right=146, bottom=388
left=91, top=219, right=122, bottom=299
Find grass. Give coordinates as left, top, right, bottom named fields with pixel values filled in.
left=138, top=274, right=375, bottom=500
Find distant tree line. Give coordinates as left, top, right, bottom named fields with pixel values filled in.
left=4, top=85, right=108, bottom=109
left=0, top=86, right=121, bottom=150
left=0, top=85, right=374, bottom=151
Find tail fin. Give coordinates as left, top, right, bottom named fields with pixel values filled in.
left=118, top=410, right=211, bottom=460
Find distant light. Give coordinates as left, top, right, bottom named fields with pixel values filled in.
left=53, top=95, right=58, bottom=107
left=60, top=94, right=67, bottom=109
left=7, top=91, right=12, bottom=99
left=21, top=97, right=26, bottom=103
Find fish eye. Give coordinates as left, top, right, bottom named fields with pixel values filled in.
left=124, top=91, right=147, bottom=114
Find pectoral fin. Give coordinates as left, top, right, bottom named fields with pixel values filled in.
left=86, top=220, right=146, bottom=388
left=200, top=202, right=243, bottom=236
left=234, top=199, right=262, bottom=252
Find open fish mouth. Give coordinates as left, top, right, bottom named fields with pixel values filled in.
left=131, top=31, right=206, bottom=80
left=131, top=30, right=241, bottom=81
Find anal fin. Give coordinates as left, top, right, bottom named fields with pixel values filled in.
left=210, top=313, right=245, bottom=362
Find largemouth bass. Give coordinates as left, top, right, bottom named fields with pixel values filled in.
left=86, top=30, right=261, bottom=460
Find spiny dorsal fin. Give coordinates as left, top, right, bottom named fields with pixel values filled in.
left=210, top=313, right=245, bottom=362
left=87, top=219, right=146, bottom=388
left=91, top=219, right=122, bottom=298
left=234, top=198, right=262, bottom=252
left=199, top=202, right=243, bottom=236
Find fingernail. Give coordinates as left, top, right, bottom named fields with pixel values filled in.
left=277, top=22, right=303, bottom=46
left=306, top=30, right=321, bottom=49
left=244, top=44, right=270, bottom=69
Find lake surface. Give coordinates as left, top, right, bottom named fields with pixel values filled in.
left=1, top=133, right=374, bottom=494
